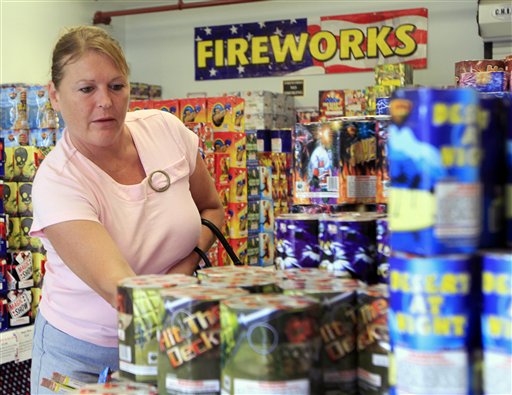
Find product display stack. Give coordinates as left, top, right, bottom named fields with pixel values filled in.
left=0, top=83, right=60, bottom=394
left=385, top=54, right=511, bottom=394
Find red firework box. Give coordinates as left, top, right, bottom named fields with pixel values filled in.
left=214, top=153, right=230, bottom=186
left=152, top=99, right=179, bottom=117
left=216, top=242, right=230, bottom=266
left=207, top=97, right=231, bottom=131
left=455, top=59, right=505, bottom=85
left=229, top=237, right=248, bottom=265
left=228, top=167, right=247, bottom=203
left=217, top=185, right=230, bottom=208
left=213, top=131, right=246, bottom=168
left=319, top=90, right=345, bottom=121
left=128, top=100, right=153, bottom=112
left=203, top=152, right=215, bottom=180
left=179, top=97, right=207, bottom=123
left=227, top=202, right=248, bottom=238
left=229, top=96, right=245, bottom=132
left=205, top=241, right=218, bottom=267
left=188, top=122, right=215, bottom=154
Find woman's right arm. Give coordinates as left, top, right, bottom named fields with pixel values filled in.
left=43, top=220, right=136, bottom=308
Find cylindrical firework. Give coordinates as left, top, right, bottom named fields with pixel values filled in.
left=158, top=285, right=248, bottom=395
left=478, top=93, right=508, bottom=248
left=356, top=284, right=389, bottom=395
left=220, top=294, right=322, bottom=395
left=481, top=250, right=512, bottom=395
left=117, top=274, right=198, bottom=383
left=504, top=94, right=512, bottom=247
left=388, top=87, right=481, bottom=255
left=376, top=217, right=391, bottom=284
left=200, top=272, right=278, bottom=294
left=388, top=254, right=480, bottom=395
left=76, top=382, right=157, bottom=394
left=318, top=214, right=377, bottom=283
left=274, top=214, right=320, bottom=270
left=196, top=265, right=274, bottom=281
left=279, top=278, right=360, bottom=395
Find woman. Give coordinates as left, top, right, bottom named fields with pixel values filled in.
left=29, top=25, right=224, bottom=393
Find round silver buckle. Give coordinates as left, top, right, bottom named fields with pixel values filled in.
left=148, top=170, right=171, bottom=192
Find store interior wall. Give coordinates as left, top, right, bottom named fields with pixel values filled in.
left=1, top=0, right=484, bottom=108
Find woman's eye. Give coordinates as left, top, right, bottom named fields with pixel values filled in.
left=110, top=84, right=125, bottom=91
left=79, top=87, right=94, bottom=93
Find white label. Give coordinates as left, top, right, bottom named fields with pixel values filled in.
left=119, top=360, right=157, bottom=375
left=484, top=351, right=512, bottom=395
left=435, top=182, right=481, bottom=237
left=357, top=367, right=382, bottom=387
left=372, top=353, right=389, bottom=367
left=118, top=344, right=132, bottom=362
left=233, top=378, right=309, bottom=395
left=166, top=376, right=220, bottom=393
left=395, top=347, right=468, bottom=394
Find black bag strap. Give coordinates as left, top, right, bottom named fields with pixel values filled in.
left=194, top=218, right=244, bottom=272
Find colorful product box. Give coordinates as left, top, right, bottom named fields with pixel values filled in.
left=190, top=122, right=215, bottom=154
left=459, top=71, right=509, bottom=93
left=258, top=166, right=272, bottom=201
left=344, top=90, right=367, bottom=117
left=0, top=85, right=28, bottom=130
left=228, top=167, right=247, bottom=203
left=27, top=85, right=58, bottom=129
left=270, top=129, right=292, bottom=153
left=229, top=237, right=248, bottom=265
left=9, top=251, right=33, bottom=290
left=6, top=289, right=32, bottom=327
left=374, top=63, right=414, bottom=86
left=1, top=129, right=29, bottom=147
left=179, top=97, right=207, bottom=123
left=129, top=100, right=153, bottom=112
left=3, top=182, right=18, bottom=217
left=244, top=113, right=274, bottom=130
left=246, top=234, right=259, bottom=266
left=455, top=59, right=505, bottom=85
left=227, top=202, right=248, bottom=238
left=7, top=217, right=21, bottom=250
left=214, top=153, right=230, bottom=186
left=29, top=128, right=56, bottom=147
left=258, top=232, right=274, bottom=266
left=259, top=199, right=274, bottom=233
left=319, top=90, right=345, bottom=120
left=213, top=131, right=246, bottom=168
left=17, top=182, right=33, bottom=217
left=152, top=99, right=179, bottom=116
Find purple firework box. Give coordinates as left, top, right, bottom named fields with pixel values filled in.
left=459, top=71, right=509, bottom=93
left=274, top=214, right=320, bottom=270
left=318, top=214, right=378, bottom=283
left=376, top=217, right=390, bottom=283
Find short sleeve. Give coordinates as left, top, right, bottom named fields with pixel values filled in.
left=29, top=162, right=99, bottom=238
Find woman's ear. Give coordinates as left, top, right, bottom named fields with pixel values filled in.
left=48, top=81, right=61, bottom=112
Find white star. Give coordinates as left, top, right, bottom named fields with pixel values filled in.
left=195, top=36, right=202, bottom=42
left=237, top=65, right=245, bottom=74
left=204, top=27, right=212, bottom=35
left=209, top=68, right=218, bottom=76
left=246, top=32, right=254, bottom=41
left=258, top=22, right=266, bottom=29
left=274, top=27, right=283, bottom=37
left=230, top=25, right=238, bottom=34
left=290, top=19, right=297, bottom=24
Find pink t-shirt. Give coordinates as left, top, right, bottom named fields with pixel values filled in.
left=30, top=110, right=201, bottom=347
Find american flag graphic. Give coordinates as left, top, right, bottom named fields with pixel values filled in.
left=195, top=8, right=428, bottom=80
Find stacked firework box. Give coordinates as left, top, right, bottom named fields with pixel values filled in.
left=386, top=77, right=512, bottom=395
left=0, top=83, right=56, bottom=332
left=129, top=82, right=162, bottom=101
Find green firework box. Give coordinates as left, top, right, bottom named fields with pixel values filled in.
left=117, top=274, right=198, bottom=383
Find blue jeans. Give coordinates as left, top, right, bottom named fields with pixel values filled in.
left=31, top=312, right=119, bottom=394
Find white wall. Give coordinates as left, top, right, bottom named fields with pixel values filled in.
left=1, top=0, right=484, bottom=107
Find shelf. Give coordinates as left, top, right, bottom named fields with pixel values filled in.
left=0, top=324, right=33, bottom=364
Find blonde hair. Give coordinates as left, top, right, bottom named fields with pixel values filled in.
left=51, top=25, right=130, bottom=88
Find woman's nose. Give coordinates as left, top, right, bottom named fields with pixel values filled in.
left=97, top=88, right=113, bottom=109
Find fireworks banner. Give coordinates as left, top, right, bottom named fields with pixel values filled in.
left=194, top=8, right=428, bottom=80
